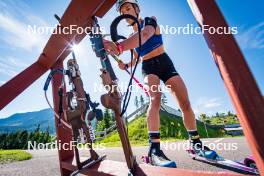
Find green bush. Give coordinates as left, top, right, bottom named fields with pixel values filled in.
left=98, top=113, right=225, bottom=145
left=0, top=125, right=52, bottom=150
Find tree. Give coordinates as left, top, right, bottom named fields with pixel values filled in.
left=110, top=110, right=115, bottom=122
left=199, top=113, right=207, bottom=122
left=43, top=126, right=51, bottom=145
left=18, top=130, right=29, bottom=149
left=140, top=95, right=145, bottom=107
left=96, top=108, right=114, bottom=137
left=227, top=111, right=233, bottom=116
left=103, top=108, right=112, bottom=129
left=33, top=124, right=41, bottom=144
left=0, top=133, right=7, bottom=149
left=199, top=113, right=209, bottom=138
left=96, top=120, right=106, bottom=134
left=134, top=96, right=139, bottom=109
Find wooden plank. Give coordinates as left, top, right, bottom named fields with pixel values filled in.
left=61, top=159, right=243, bottom=176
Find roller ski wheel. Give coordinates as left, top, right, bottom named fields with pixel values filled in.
left=141, top=151, right=177, bottom=168
left=141, top=155, right=151, bottom=164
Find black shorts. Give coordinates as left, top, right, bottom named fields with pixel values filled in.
left=142, top=53, right=179, bottom=83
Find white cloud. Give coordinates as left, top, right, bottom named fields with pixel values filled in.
left=193, top=97, right=224, bottom=115
left=0, top=1, right=48, bottom=51
left=203, top=98, right=222, bottom=108
left=0, top=13, right=46, bottom=51
left=0, top=65, right=17, bottom=77
left=0, top=1, right=49, bottom=80
left=1, top=56, right=28, bottom=67
left=237, top=22, right=264, bottom=50
left=0, top=0, right=30, bottom=17
left=0, top=56, right=30, bottom=77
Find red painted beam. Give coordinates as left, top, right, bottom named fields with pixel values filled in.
left=51, top=60, right=74, bottom=176
left=0, top=62, right=47, bottom=110
left=187, top=0, right=264, bottom=174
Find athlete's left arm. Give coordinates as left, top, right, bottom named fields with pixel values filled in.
left=120, top=16, right=158, bottom=51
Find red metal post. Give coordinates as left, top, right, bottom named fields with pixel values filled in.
left=187, top=0, right=264, bottom=174
left=51, top=61, right=74, bottom=176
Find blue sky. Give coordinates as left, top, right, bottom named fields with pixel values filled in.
left=0, top=0, right=263, bottom=118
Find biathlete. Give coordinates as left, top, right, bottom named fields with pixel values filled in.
left=103, top=0, right=217, bottom=168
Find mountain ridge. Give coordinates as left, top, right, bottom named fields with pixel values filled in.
left=0, top=108, right=55, bottom=134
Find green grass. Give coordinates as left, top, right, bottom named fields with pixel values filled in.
left=0, top=150, right=32, bottom=164
left=97, top=138, right=183, bottom=147
left=96, top=112, right=226, bottom=147
left=208, top=116, right=239, bottom=125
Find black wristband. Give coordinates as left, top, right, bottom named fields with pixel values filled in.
left=125, top=64, right=129, bottom=69
left=144, top=17, right=157, bottom=29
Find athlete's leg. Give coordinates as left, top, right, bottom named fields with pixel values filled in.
left=144, top=74, right=161, bottom=132
left=144, top=74, right=176, bottom=168
left=164, top=75, right=196, bottom=131
left=165, top=75, right=211, bottom=152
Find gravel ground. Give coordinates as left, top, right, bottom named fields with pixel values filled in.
left=0, top=137, right=256, bottom=176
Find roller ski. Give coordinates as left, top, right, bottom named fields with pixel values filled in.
left=186, top=145, right=259, bottom=175
left=141, top=145, right=176, bottom=168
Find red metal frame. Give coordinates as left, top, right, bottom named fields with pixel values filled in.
left=0, top=0, right=263, bottom=175
left=188, top=1, right=264, bottom=174
left=51, top=60, right=74, bottom=175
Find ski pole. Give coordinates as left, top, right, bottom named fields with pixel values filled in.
left=111, top=54, right=150, bottom=97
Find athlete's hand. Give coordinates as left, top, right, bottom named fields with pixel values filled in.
left=103, top=39, right=119, bottom=56
left=118, top=62, right=127, bottom=70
